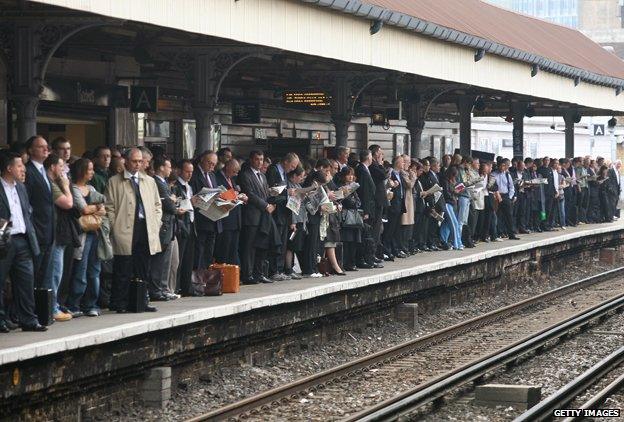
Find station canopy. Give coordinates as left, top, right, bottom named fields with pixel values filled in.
left=14, top=0, right=624, bottom=117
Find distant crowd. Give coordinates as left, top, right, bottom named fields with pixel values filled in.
left=0, top=137, right=621, bottom=333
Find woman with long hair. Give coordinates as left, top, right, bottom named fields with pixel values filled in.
left=65, top=158, right=106, bottom=317
left=336, top=167, right=362, bottom=271
left=440, top=166, right=464, bottom=250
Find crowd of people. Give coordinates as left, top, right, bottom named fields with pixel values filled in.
left=0, top=137, right=621, bottom=333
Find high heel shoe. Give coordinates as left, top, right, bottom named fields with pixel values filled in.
left=332, top=269, right=347, bottom=276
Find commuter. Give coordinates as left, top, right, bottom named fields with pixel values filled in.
left=65, top=158, right=106, bottom=317
left=91, top=146, right=112, bottom=194
left=106, top=148, right=161, bottom=313
left=215, top=158, right=247, bottom=265
left=172, top=159, right=195, bottom=296
left=0, top=151, right=46, bottom=332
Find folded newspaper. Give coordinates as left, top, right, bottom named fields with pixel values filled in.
left=423, top=183, right=443, bottom=196
left=269, top=185, right=286, bottom=196
left=333, top=182, right=360, bottom=200
left=194, top=186, right=243, bottom=221
left=526, top=178, right=548, bottom=185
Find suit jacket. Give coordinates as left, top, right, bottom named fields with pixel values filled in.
left=173, top=179, right=193, bottom=239
left=538, top=166, right=556, bottom=196
left=608, top=168, right=621, bottom=196
left=0, top=180, right=40, bottom=257
left=215, top=170, right=242, bottom=231
left=153, top=176, right=177, bottom=246
left=369, top=162, right=389, bottom=208
left=25, top=161, right=54, bottom=246
left=265, top=163, right=290, bottom=226
left=190, top=168, right=221, bottom=233
left=238, top=166, right=270, bottom=227
left=387, top=171, right=406, bottom=215
left=355, top=163, right=375, bottom=218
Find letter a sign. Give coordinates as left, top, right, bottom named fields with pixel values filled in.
left=593, top=124, right=605, bottom=136
left=130, top=86, right=159, bottom=112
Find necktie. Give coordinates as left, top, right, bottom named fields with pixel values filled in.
left=130, top=176, right=145, bottom=219
left=40, top=166, right=50, bottom=191
left=205, top=172, right=212, bottom=188
left=506, top=172, right=511, bottom=193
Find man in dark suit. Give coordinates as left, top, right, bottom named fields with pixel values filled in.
left=420, top=158, right=444, bottom=250
left=383, top=156, right=407, bottom=259
left=265, top=152, right=299, bottom=281
left=0, top=151, right=46, bottom=332
left=173, top=159, right=195, bottom=296
left=238, top=150, right=275, bottom=284
left=215, top=159, right=247, bottom=265
left=538, top=157, right=555, bottom=230
left=355, top=150, right=382, bottom=269
left=24, top=135, right=54, bottom=290
left=149, top=155, right=178, bottom=301
left=607, top=162, right=621, bottom=219
left=190, top=151, right=222, bottom=270
left=368, top=145, right=390, bottom=260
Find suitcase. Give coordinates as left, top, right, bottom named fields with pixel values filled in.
left=127, top=278, right=147, bottom=313
left=34, top=288, right=54, bottom=326
left=212, top=264, right=240, bottom=293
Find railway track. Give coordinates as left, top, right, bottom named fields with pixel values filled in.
left=514, top=346, right=624, bottom=422
left=186, top=267, right=624, bottom=422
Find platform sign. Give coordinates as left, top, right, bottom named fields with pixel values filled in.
left=232, top=101, right=261, bottom=124
left=593, top=124, right=605, bottom=136
left=130, top=86, right=159, bottom=113
left=284, top=91, right=331, bottom=109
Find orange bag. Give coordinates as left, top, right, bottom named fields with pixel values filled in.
left=210, top=263, right=240, bottom=293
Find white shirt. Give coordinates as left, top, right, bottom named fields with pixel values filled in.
left=177, top=177, right=194, bottom=223
left=553, top=170, right=560, bottom=195
left=125, top=170, right=145, bottom=219
left=32, top=160, right=50, bottom=191
left=1, top=178, right=26, bottom=235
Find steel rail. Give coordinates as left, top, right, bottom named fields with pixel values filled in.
left=514, top=346, right=624, bottom=422
left=185, top=267, right=624, bottom=422
left=348, top=294, right=624, bottom=421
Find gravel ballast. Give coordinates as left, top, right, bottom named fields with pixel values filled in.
left=100, top=260, right=620, bottom=421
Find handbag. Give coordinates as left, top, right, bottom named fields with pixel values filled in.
left=78, top=213, right=102, bottom=232
left=191, top=268, right=223, bottom=296
left=340, top=208, right=364, bottom=228
left=317, top=256, right=331, bottom=276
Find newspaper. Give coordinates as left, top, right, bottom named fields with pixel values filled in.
left=269, top=185, right=286, bottom=196
left=433, top=191, right=443, bottom=204
left=306, top=186, right=330, bottom=215
left=200, top=198, right=243, bottom=221
left=333, top=182, right=360, bottom=200
left=526, top=178, right=548, bottom=186
left=423, top=183, right=443, bottom=197
left=193, top=187, right=225, bottom=213
left=179, top=198, right=193, bottom=212
left=287, top=195, right=303, bottom=215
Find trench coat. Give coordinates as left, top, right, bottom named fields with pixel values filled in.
left=401, top=170, right=417, bottom=225
left=105, top=171, right=162, bottom=256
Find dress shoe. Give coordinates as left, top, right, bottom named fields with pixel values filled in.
left=257, top=276, right=273, bottom=284
left=519, top=229, right=530, bottom=234
left=288, top=273, right=303, bottom=280
left=332, top=271, right=347, bottom=276
left=509, top=235, right=521, bottom=240
left=243, top=278, right=260, bottom=285
left=465, top=242, right=476, bottom=248
left=356, top=262, right=374, bottom=269
left=5, top=320, right=18, bottom=330
left=429, top=245, right=440, bottom=251
left=384, top=255, right=395, bottom=262
left=345, top=266, right=358, bottom=271
left=116, top=309, right=129, bottom=314
left=0, top=322, right=9, bottom=333
left=373, top=257, right=383, bottom=264
left=151, top=295, right=170, bottom=302
left=372, top=262, right=385, bottom=269
left=68, top=310, right=84, bottom=318
left=22, top=323, right=47, bottom=332
left=85, top=310, right=100, bottom=317
left=145, top=305, right=158, bottom=312
left=396, top=251, right=408, bottom=259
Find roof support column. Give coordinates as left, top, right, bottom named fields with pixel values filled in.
left=8, top=24, right=42, bottom=144
left=563, top=111, right=578, bottom=158
left=512, top=102, right=526, bottom=160
left=458, top=96, right=474, bottom=156
left=406, top=96, right=425, bottom=158
left=193, top=54, right=217, bottom=155
left=331, top=76, right=352, bottom=148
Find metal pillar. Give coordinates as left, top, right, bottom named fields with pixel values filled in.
left=512, top=102, right=526, bottom=159
left=458, top=96, right=474, bottom=156
left=331, top=77, right=352, bottom=148
left=193, top=54, right=217, bottom=155
left=12, top=95, right=38, bottom=144
left=406, top=97, right=424, bottom=158
left=563, top=111, right=577, bottom=158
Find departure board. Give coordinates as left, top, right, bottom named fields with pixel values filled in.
left=283, top=91, right=331, bottom=109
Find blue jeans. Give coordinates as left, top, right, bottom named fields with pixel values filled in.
left=558, top=198, right=566, bottom=227
left=45, top=243, right=66, bottom=314
left=66, top=233, right=101, bottom=313
left=440, top=203, right=463, bottom=249
left=458, top=196, right=471, bottom=226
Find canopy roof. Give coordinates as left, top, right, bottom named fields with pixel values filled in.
left=303, top=0, right=624, bottom=85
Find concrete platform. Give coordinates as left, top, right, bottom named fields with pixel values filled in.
left=1, top=220, right=623, bottom=366
left=1, top=221, right=624, bottom=418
